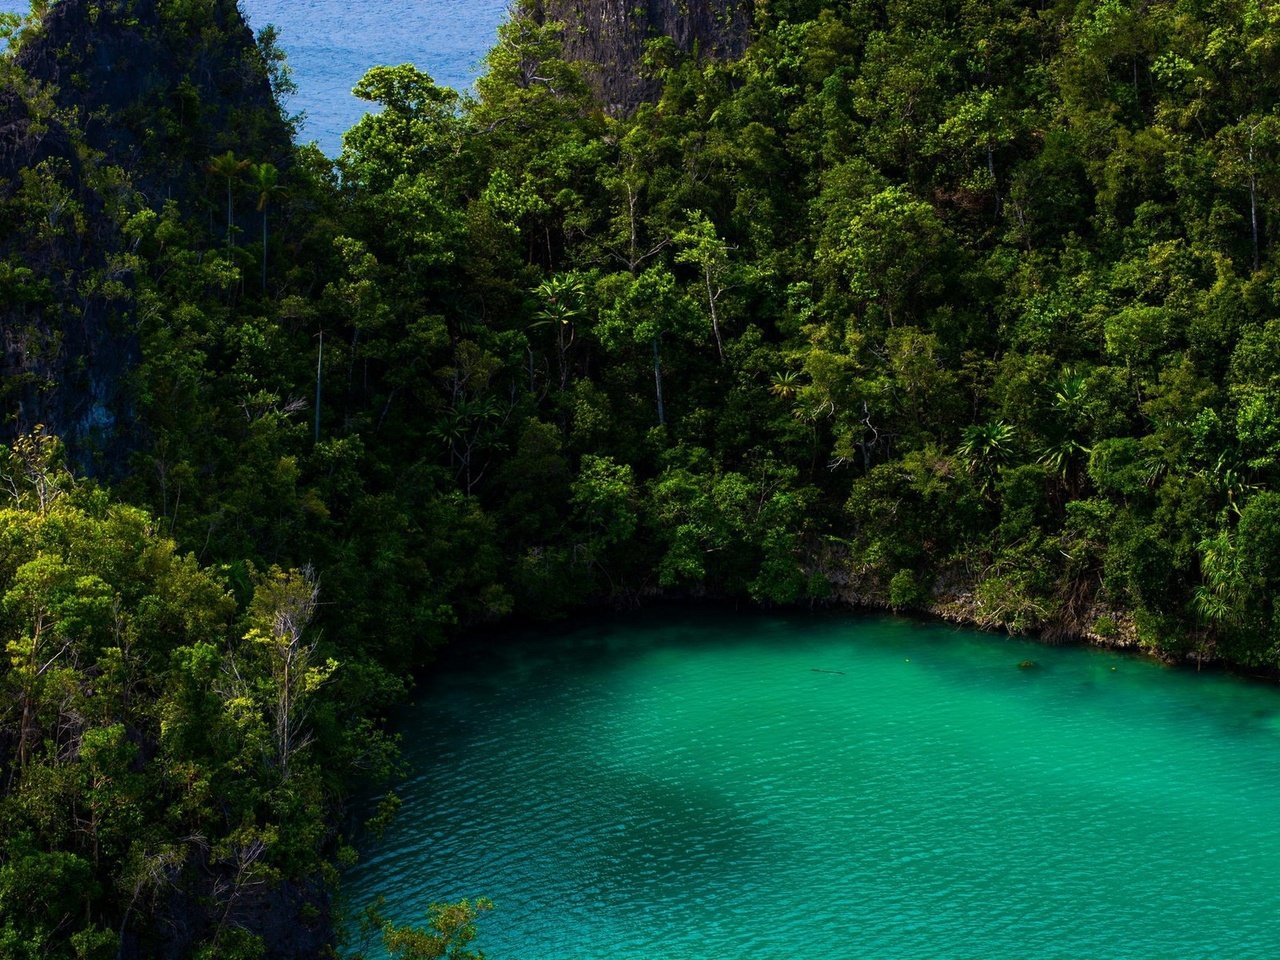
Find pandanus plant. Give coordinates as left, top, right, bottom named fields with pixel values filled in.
left=769, top=370, right=801, bottom=399
left=531, top=273, right=586, bottom=391
left=957, top=420, right=1017, bottom=493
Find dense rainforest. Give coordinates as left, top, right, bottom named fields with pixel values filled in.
left=2, top=0, right=1280, bottom=955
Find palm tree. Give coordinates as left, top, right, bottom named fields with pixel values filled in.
left=249, top=162, right=286, bottom=292
left=1037, top=368, right=1093, bottom=495
left=207, top=150, right=250, bottom=248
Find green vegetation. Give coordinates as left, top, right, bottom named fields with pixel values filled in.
left=4, top=0, right=1280, bottom=953
left=352, top=897, right=494, bottom=960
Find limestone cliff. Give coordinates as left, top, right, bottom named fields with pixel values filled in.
left=533, top=0, right=753, bottom=112
left=13, top=0, right=291, bottom=199
left=0, top=0, right=291, bottom=474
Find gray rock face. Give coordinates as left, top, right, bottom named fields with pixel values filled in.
left=534, top=0, right=753, bottom=112
left=15, top=0, right=291, bottom=202
left=0, top=78, right=139, bottom=477
left=0, top=0, right=291, bottom=475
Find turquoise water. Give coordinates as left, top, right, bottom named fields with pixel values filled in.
left=0, top=0, right=507, bottom=154
left=342, top=610, right=1280, bottom=959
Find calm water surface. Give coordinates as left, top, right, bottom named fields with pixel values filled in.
left=342, top=610, right=1280, bottom=959
left=0, top=0, right=507, bottom=153
left=237, top=0, right=506, bottom=152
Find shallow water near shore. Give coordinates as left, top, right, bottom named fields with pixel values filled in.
left=342, top=609, right=1280, bottom=959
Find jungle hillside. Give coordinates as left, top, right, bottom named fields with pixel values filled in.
left=1, top=0, right=1280, bottom=955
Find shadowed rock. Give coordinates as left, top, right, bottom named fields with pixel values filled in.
left=0, top=0, right=291, bottom=475
left=532, top=0, right=753, bottom=113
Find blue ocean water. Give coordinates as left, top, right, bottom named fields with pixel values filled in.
left=0, top=0, right=508, bottom=154
left=343, top=610, right=1280, bottom=960
left=236, top=0, right=507, bottom=153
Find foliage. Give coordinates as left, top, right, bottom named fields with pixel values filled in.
left=8, top=0, right=1280, bottom=951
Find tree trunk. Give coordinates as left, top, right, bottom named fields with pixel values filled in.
left=1251, top=171, right=1260, bottom=272
left=1249, top=128, right=1260, bottom=272
left=16, top=693, right=34, bottom=774
left=557, top=322, right=572, bottom=390
left=652, top=336, right=666, bottom=426
left=261, top=210, right=268, bottom=293
left=987, top=143, right=1001, bottom=215
left=314, top=331, right=323, bottom=444
left=705, top=267, right=723, bottom=360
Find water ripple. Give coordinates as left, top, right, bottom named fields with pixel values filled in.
left=343, top=611, right=1280, bottom=959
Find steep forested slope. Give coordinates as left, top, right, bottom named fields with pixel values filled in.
left=0, top=0, right=291, bottom=474
left=0, top=2, right=354, bottom=956
left=327, top=0, right=1280, bottom=667
left=3, top=0, right=1280, bottom=956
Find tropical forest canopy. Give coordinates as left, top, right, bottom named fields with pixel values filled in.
left=1, top=0, right=1280, bottom=955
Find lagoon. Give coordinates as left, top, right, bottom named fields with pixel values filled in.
left=342, top=610, right=1280, bottom=959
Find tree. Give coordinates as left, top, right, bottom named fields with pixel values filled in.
left=932, top=88, right=1025, bottom=214
left=1214, top=116, right=1280, bottom=272
left=531, top=272, right=587, bottom=391
left=596, top=266, right=701, bottom=426
left=248, top=162, right=285, bottom=292
left=675, top=211, right=739, bottom=360
left=570, top=455, right=638, bottom=584
left=0, top=427, right=69, bottom=517
left=1193, top=530, right=1245, bottom=627
left=817, top=185, right=953, bottom=327
left=343, top=64, right=462, bottom=190
left=242, top=565, right=336, bottom=780
left=374, top=898, right=494, bottom=960
left=207, top=151, right=250, bottom=247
